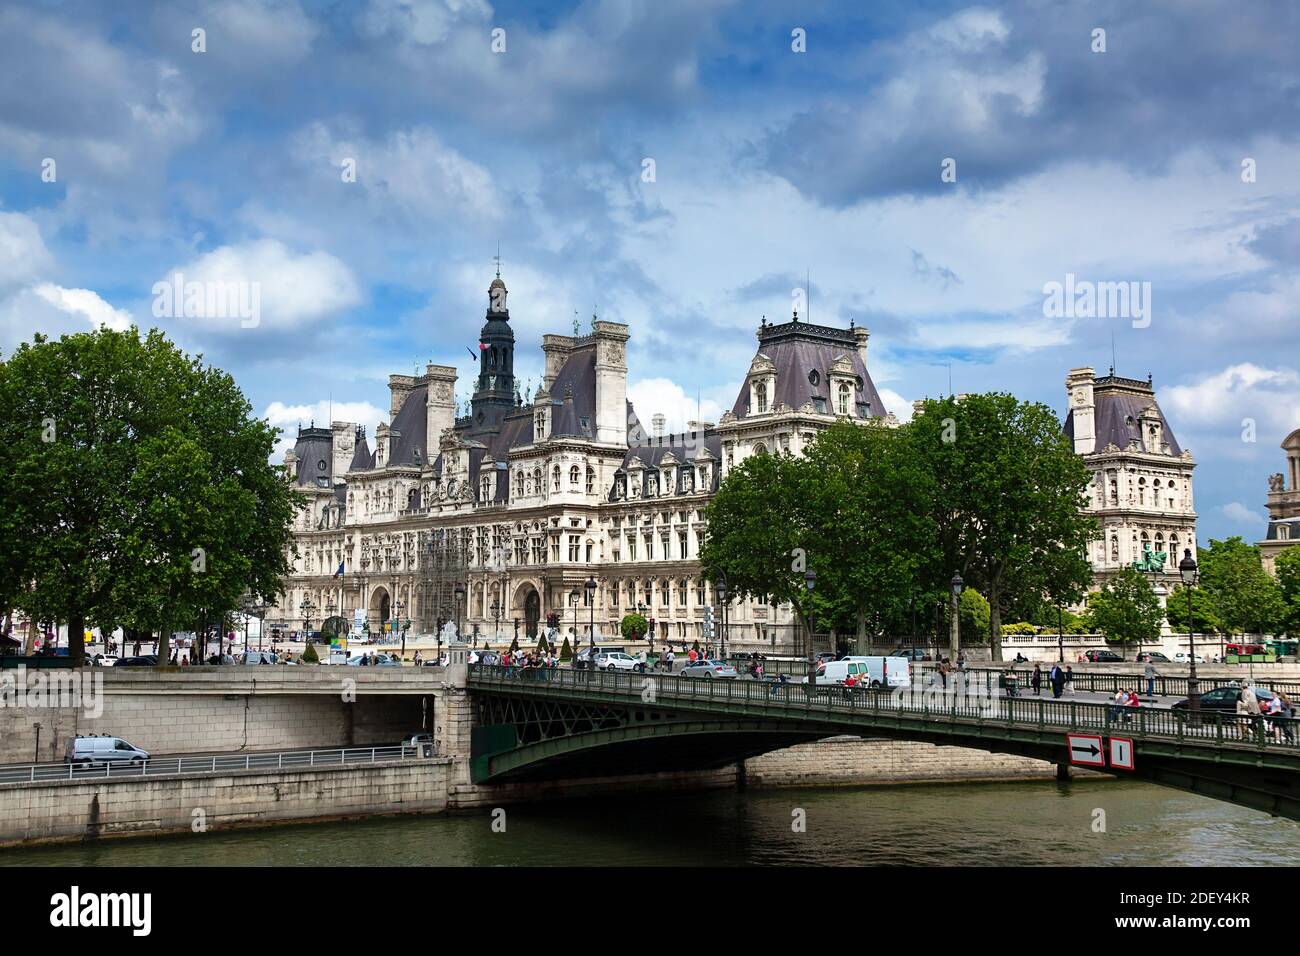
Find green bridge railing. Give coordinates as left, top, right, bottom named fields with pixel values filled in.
left=468, top=664, right=1300, bottom=754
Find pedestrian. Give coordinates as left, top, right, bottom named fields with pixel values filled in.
left=1050, top=663, right=1065, bottom=699
left=1143, top=659, right=1158, bottom=698
left=687, top=646, right=698, bottom=665
left=665, top=648, right=675, bottom=673
left=1065, top=665, right=1075, bottom=696
left=1108, top=689, right=1126, bottom=722
left=1031, top=664, right=1042, bottom=697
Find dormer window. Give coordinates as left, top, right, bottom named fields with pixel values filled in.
left=756, top=382, right=768, bottom=414
left=837, top=382, right=851, bottom=415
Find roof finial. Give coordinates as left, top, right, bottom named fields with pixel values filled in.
left=493, top=241, right=502, bottom=278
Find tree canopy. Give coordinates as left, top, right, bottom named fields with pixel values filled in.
left=1085, top=568, right=1165, bottom=656
left=1198, top=537, right=1285, bottom=637
left=0, top=327, right=301, bottom=664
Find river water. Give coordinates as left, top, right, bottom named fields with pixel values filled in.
left=3, top=778, right=1297, bottom=866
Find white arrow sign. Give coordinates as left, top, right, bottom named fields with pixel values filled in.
left=1109, top=736, right=1135, bottom=771
left=1067, top=733, right=1106, bottom=767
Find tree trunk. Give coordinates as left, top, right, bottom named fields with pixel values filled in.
left=988, top=578, right=1004, bottom=663
left=23, top=615, right=35, bottom=656
left=158, top=621, right=171, bottom=667
left=856, top=606, right=867, bottom=655
left=68, top=610, right=85, bottom=667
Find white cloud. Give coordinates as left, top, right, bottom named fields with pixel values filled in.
left=1164, top=363, right=1300, bottom=427
left=32, top=284, right=132, bottom=332
left=1221, top=501, right=1263, bottom=527
left=0, top=212, right=53, bottom=291
left=199, top=0, right=320, bottom=62
left=877, top=387, right=912, bottom=422
left=628, top=377, right=724, bottom=434
left=159, top=239, right=361, bottom=332
left=292, top=123, right=503, bottom=224
left=263, top=399, right=388, bottom=459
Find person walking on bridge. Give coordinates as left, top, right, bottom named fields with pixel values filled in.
left=1144, top=660, right=1159, bottom=698
left=1049, top=663, right=1065, bottom=699
left=1031, top=664, right=1042, bottom=697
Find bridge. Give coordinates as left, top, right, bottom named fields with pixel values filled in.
left=467, top=665, right=1300, bottom=822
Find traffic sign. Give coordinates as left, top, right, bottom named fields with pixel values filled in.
left=1067, top=733, right=1105, bottom=767
left=1109, top=736, right=1135, bottom=771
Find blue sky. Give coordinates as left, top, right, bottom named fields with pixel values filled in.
left=1, top=0, right=1298, bottom=544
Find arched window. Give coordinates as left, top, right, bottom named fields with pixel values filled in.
left=586, top=467, right=596, bottom=494
left=1138, top=477, right=1146, bottom=505
left=533, top=467, right=542, bottom=492
left=481, top=476, right=490, bottom=500
left=753, top=442, right=767, bottom=455
left=514, top=471, right=523, bottom=497
left=552, top=466, right=561, bottom=492
left=838, top=383, right=851, bottom=415
left=570, top=465, right=580, bottom=487
left=755, top=382, right=768, bottom=414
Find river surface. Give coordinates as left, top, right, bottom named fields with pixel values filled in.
left=3, top=778, right=1297, bottom=866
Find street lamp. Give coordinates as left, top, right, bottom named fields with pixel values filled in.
left=569, top=588, right=580, bottom=648
left=949, top=573, right=963, bottom=662
left=715, top=576, right=728, bottom=659
left=1179, top=549, right=1201, bottom=715
left=453, top=583, right=465, bottom=644
left=585, top=577, right=597, bottom=647
left=804, top=569, right=817, bottom=687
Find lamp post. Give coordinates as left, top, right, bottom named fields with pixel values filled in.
left=453, top=583, right=465, bottom=645
left=569, top=588, right=580, bottom=648
left=1179, top=549, right=1201, bottom=715
left=949, top=573, right=963, bottom=662
left=1057, top=602, right=1065, bottom=664
left=491, top=600, right=502, bottom=646
left=637, top=602, right=650, bottom=655
left=586, top=577, right=597, bottom=646
left=716, top=575, right=728, bottom=660
left=804, top=569, right=817, bottom=688
left=302, top=598, right=316, bottom=644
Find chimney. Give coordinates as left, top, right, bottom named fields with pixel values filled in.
left=592, top=320, right=630, bottom=446
left=388, top=374, right=416, bottom=418
left=652, top=413, right=666, bottom=439
left=424, top=364, right=457, bottom=462
left=375, top=423, right=389, bottom=468
left=853, top=326, right=870, bottom=366
left=1066, top=367, right=1096, bottom=455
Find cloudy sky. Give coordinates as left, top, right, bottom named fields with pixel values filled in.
left=1, top=0, right=1297, bottom=543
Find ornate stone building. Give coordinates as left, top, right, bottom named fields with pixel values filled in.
left=1063, top=367, right=1198, bottom=591
left=1258, top=428, right=1300, bottom=575
left=273, top=273, right=891, bottom=653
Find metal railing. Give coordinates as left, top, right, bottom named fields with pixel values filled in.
left=921, top=666, right=1300, bottom=701
left=0, top=744, right=426, bottom=786
left=468, top=664, right=1300, bottom=754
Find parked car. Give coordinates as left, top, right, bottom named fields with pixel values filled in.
left=889, top=647, right=932, bottom=662
left=114, top=655, right=158, bottom=667
left=679, top=659, right=739, bottom=679
left=347, top=653, right=400, bottom=667
left=1171, top=685, right=1275, bottom=711
left=1173, top=652, right=1205, bottom=664
left=575, top=646, right=625, bottom=669
left=468, top=651, right=500, bottom=665
left=65, top=735, right=150, bottom=767
left=91, top=654, right=119, bottom=667
left=1084, top=649, right=1124, bottom=663
left=400, top=732, right=434, bottom=749
left=1135, top=652, right=1172, bottom=663
left=595, top=652, right=640, bottom=672
left=241, top=651, right=279, bottom=665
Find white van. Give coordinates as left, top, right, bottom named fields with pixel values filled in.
left=64, top=735, right=150, bottom=766
left=812, top=656, right=911, bottom=689
left=241, top=651, right=279, bottom=665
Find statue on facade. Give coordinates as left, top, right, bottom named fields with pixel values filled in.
left=1269, top=472, right=1286, bottom=492
left=1132, top=549, right=1168, bottom=574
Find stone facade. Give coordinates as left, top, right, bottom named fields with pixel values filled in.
left=275, top=281, right=892, bottom=655
left=1259, top=428, right=1300, bottom=576
left=1063, top=368, right=1198, bottom=601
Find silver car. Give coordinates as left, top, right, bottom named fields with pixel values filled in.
left=678, top=659, right=738, bottom=679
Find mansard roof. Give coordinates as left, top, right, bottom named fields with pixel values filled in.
left=730, top=318, right=887, bottom=419
left=1063, top=372, right=1184, bottom=456
left=291, top=426, right=333, bottom=487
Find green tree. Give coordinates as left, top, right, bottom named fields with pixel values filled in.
left=959, top=588, right=990, bottom=642
left=1199, top=537, right=1285, bottom=637
left=904, top=394, right=1096, bottom=661
left=1165, top=584, right=1221, bottom=635
left=1085, top=568, right=1164, bottom=657
left=0, top=328, right=301, bottom=665
left=620, top=612, right=648, bottom=641
left=559, top=636, right=573, bottom=661
left=1275, top=547, right=1300, bottom=637
left=700, top=449, right=818, bottom=642
left=301, top=643, right=319, bottom=664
